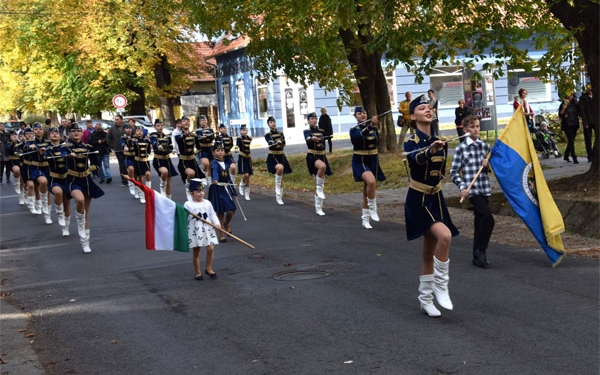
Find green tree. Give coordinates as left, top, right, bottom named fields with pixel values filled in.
left=184, top=0, right=595, bottom=158
left=0, top=0, right=200, bottom=123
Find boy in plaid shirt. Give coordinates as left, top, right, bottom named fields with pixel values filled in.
left=449, top=115, right=495, bottom=268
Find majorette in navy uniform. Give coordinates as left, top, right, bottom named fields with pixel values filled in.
left=304, top=112, right=332, bottom=216
left=128, top=125, right=152, bottom=204
left=23, top=123, right=51, bottom=218
left=149, top=119, right=178, bottom=198
left=236, top=125, right=253, bottom=200
left=349, top=107, right=385, bottom=229
left=120, top=124, right=138, bottom=198
left=264, top=116, right=292, bottom=205
left=175, top=116, right=205, bottom=199
left=207, top=141, right=237, bottom=242
left=216, top=124, right=237, bottom=183
left=44, top=126, right=71, bottom=235
left=62, top=122, right=104, bottom=253
left=403, top=94, right=458, bottom=318
left=6, top=131, right=24, bottom=203
left=195, top=114, right=215, bottom=181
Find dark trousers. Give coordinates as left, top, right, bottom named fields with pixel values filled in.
left=115, top=151, right=128, bottom=183
left=583, top=124, right=597, bottom=159
left=327, top=138, right=333, bottom=153
left=469, top=195, right=495, bottom=251
left=431, top=119, right=440, bottom=136
left=563, top=127, right=578, bottom=160
left=0, top=160, right=9, bottom=181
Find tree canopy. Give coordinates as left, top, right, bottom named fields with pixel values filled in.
left=0, top=0, right=200, bottom=118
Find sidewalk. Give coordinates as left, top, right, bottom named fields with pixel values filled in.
left=0, top=300, right=45, bottom=375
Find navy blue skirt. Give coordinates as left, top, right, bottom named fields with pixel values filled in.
left=266, top=154, right=292, bottom=174
left=351, top=154, right=385, bottom=182
left=404, top=188, right=459, bottom=241
left=208, top=184, right=237, bottom=213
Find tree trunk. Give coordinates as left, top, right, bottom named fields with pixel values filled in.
left=547, top=0, right=599, bottom=178
left=154, top=55, right=177, bottom=127
left=126, top=84, right=147, bottom=116
left=339, top=29, right=395, bottom=153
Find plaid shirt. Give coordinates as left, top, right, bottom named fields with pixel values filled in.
left=450, top=137, right=491, bottom=197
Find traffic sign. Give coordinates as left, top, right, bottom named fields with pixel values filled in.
left=112, top=94, right=127, bottom=109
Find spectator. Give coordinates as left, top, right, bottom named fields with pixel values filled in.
left=106, top=115, right=128, bottom=185
left=513, top=88, right=535, bottom=130
left=579, top=83, right=597, bottom=163
left=454, top=99, right=468, bottom=141
left=398, top=91, right=414, bottom=145
left=82, top=120, right=94, bottom=144
left=318, top=107, right=334, bottom=153
left=559, top=91, right=581, bottom=164
left=88, top=122, right=112, bottom=184
left=427, top=89, right=439, bottom=136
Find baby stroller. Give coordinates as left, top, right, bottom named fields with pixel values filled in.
left=532, top=114, right=561, bottom=159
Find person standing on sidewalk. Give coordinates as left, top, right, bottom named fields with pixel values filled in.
left=304, top=112, right=332, bottom=216
left=579, top=83, right=597, bottom=163
left=404, top=94, right=459, bottom=317
left=107, top=115, right=128, bottom=185
left=449, top=115, right=494, bottom=268
left=559, top=91, right=581, bottom=164
left=398, top=91, right=414, bottom=146
left=318, top=107, right=334, bottom=153
left=350, top=106, right=385, bottom=229
left=264, top=116, right=292, bottom=205
left=427, top=89, right=440, bottom=136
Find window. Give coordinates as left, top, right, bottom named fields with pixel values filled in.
left=507, top=68, right=551, bottom=103
left=236, top=80, right=246, bottom=113
left=429, top=66, right=464, bottom=108
left=222, top=83, right=231, bottom=114
left=257, top=84, right=269, bottom=119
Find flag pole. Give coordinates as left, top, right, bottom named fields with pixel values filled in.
left=459, top=153, right=491, bottom=203
left=123, top=175, right=255, bottom=250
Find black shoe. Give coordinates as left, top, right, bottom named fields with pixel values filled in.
left=99, top=180, right=105, bottom=184
left=472, top=249, right=487, bottom=268
left=564, top=157, right=571, bottom=162
left=106, top=178, right=112, bottom=184
left=195, top=275, right=204, bottom=281
left=205, top=270, right=217, bottom=279
left=573, top=158, right=579, bottom=164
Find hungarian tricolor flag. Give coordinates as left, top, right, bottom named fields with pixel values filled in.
left=130, top=179, right=189, bottom=252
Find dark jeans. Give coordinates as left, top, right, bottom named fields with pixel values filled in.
left=563, top=127, right=578, bottom=160
left=583, top=124, right=597, bottom=159
left=115, top=151, right=128, bottom=183
left=0, top=160, right=9, bottom=181
left=327, top=138, right=333, bottom=153
left=431, top=119, right=440, bottom=136
left=456, top=126, right=465, bottom=142
left=469, top=195, right=495, bottom=251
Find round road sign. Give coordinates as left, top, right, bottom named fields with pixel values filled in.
left=112, top=94, right=127, bottom=109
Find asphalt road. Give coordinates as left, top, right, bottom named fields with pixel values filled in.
left=0, top=150, right=598, bottom=375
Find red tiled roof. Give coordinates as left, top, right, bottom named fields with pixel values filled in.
left=188, top=41, right=216, bottom=82
left=211, top=35, right=251, bottom=58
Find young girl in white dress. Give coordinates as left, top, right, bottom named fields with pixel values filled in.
left=184, top=178, right=221, bottom=280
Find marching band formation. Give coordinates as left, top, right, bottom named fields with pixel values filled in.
left=2, top=94, right=471, bottom=316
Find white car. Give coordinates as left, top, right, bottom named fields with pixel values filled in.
left=123, top=115, right=151, bottom=123
left=129, top=119, right=173, bottom=136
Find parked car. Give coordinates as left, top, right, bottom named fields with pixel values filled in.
left=123, top=115, right=151, bottom=123
left=78, top=119, right=115, bottom=131
left=129, top=119, right=173, bottom=136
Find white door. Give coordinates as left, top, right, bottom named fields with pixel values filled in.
left=280, top=77, right=313, bottom=143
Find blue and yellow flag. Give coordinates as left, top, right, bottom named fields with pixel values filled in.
left=489, top=106, right=565, bottom=267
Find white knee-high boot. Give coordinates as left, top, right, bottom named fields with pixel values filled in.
left=26, top=195, right=36, bottom=213
left=76, top=211, right=91, bottom=253
left=275, top=175, right=284, bottom=205
left=244, top=185, right=250, bottom=201
left=315, top=176, right=325, bottom=199
left=433, top=256, right=453, bottom=310
left=34, top=199, right=42, bottom=215
left=62, top=215, right=71, bottom=237
left=14, top=179, right=21, bottom=195
left=361, top=209, right=372, bottom=229
left=185, top=181, right=192, bottom=201
left=19, top=187, right=26, bottom=205
left=315, top=195, right=325, bottom=216
left=159, top=180, right=167, bottom=196
left=238, top=181, right=245, bottom=196
left=418, top=274, right=442, bottom=317
left=128, top=181, right=136, bottom=197
left=367, top=197, right=379, bottom=222
left=41, top=192, right=52, bottom=224
left=56, top=203, right=66, bottom=227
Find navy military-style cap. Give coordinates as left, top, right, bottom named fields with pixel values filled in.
left=23, top=127, right=33, bottom=134
left=267, top=116, right=276, bottom=123
left=354, top=106, right=364, bottom=114
left=240, top=124, right=247, bottom=129
left=49, top=126, right=60, bottom=133
left=212, top=140, right=225, bottom=151
left=32, top=122, right=43, bottom=129
left=307, top=112, right=317, bottom=119
left=409, top=94, right=429, bottom=114
left=181, top=116, right=190, bottom=121
left=68, top=123, right=82, bottom=132
left=154, top=119, right=163, bottom=124
left=199, top=115, right=207, bottom=120
left=219, top=124, right=226, bottom=129
left=188, top=178, right=205, bottom=192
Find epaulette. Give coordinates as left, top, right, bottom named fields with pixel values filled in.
left=406, top=134, right=421, bottom=144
